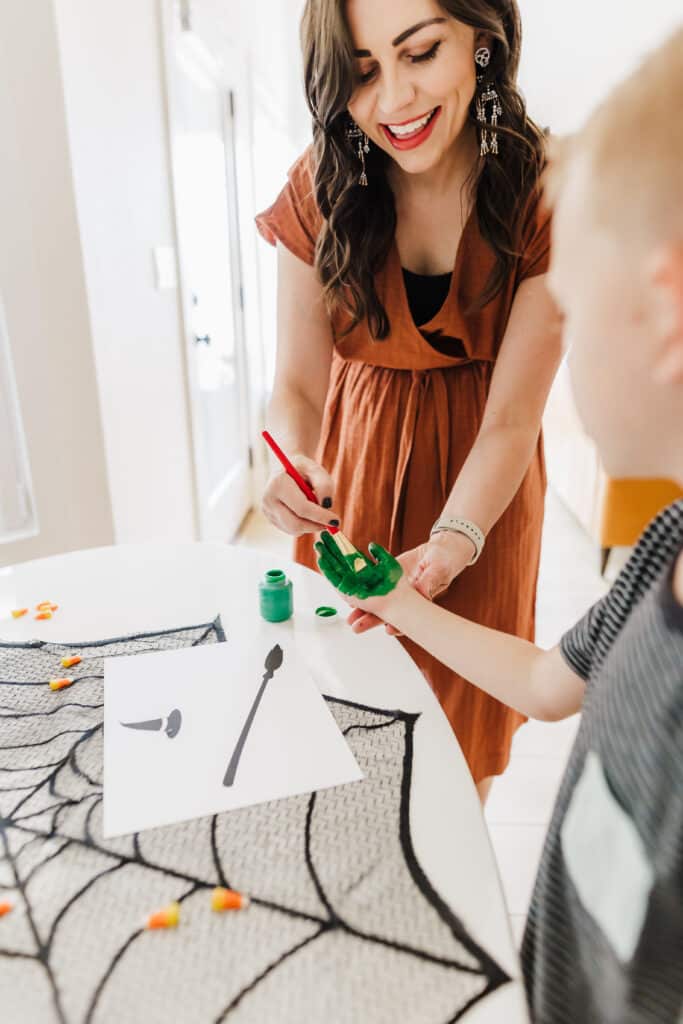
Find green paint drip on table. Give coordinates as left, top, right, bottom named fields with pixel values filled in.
left=314, top=532, right=403, bottom=599
left=259, top=569, right=293, bottom=623
left=315, top=606, right=338, bottom=618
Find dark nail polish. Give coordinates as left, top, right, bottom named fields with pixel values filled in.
left=322, top=497, right=332, bottom=509
left=329, top=519, right=340, bottom=527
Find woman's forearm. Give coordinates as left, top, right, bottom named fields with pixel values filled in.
left=441, top=423, right=541, bottom=535
left=267, top=384, right=324, bottom=462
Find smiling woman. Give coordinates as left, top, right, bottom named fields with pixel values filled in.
left=302, top=0, right=546, bottom=336
left=256, top=0, right=563, bottom=798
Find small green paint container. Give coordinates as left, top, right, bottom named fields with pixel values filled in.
left=315, top=606, right=338, bottom=621
left=259, top=569, right=293, bottom=623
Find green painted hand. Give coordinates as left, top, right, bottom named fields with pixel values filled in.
left=315, top=531, right=403, bottom=598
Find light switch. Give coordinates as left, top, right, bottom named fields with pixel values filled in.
left=153, top=246, right=178, bottom=291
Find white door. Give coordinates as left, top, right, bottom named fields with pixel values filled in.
left=165, top=17, right=252, bottom=541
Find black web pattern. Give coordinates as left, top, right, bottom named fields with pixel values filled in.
left=0, top=620, right=509, bottom=1023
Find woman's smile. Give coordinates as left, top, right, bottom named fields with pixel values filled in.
left=380, top=106, right=441, bottom=149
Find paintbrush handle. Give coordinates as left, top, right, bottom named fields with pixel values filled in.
left=223, top=671, right=272, bottom=787
left=262, top=431, right=317, bottom=501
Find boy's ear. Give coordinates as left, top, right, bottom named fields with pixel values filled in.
left=650, top=242, right=683, bottom=385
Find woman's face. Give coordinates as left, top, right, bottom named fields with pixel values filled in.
left=346, top=0, right=480, bottom=176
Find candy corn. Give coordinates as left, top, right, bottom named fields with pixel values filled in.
left=11, top=608, right=28, bottom=619
left=49, top=678, right=73, bottom=692
left=60, top=655, right=82, bottom=669
left=146, top=901, right=180, bottom=930
left=35, top=612, right=52, bottom=621
left=0, top=902, right=13, bottom=917
left=211, top=887, right=250, bottom=912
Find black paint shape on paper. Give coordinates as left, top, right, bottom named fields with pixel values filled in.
left=120, top=708, right=182, bottom=738
left=223, top=644, right=284, bottom=787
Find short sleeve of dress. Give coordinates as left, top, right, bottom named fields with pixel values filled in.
left=255, top=148, right=322, bottom=267
left=516, top=188, right=552, bottom=285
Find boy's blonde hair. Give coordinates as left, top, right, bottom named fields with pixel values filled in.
left=547, top=27, right=683, bottom=242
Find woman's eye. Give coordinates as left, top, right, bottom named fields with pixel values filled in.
left=410, top=41, right=442, bottom=64
left=359, top=66, right=378, bottom=84
left=356, top=39, right=441, bottom=84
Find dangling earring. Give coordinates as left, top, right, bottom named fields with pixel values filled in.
left=346, top=119, right=370, bottom=186
left=474, top=47, right=502, bottom=157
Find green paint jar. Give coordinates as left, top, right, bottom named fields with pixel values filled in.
left=259, top=569, right=293, bottom=623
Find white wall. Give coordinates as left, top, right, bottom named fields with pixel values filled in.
left=518, top=1, right=683, bottom=132
left=0, top=0, right=115, bottom=567
left=53, top=0, right=197, bottom=543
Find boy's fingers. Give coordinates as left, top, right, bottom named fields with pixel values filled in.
left=368, top=541, right=394, bottom=566
left=316, top=553, right=342, bottom=588
left=368, top=543, right=403, bottom=582
left=316, top=549, right=352, bottom=592
left=349, top=612, right=383, bottom=633
left=318, top=531, right=351, bottom=575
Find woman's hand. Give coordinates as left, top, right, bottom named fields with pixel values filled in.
left=262, top=455, right=341, bottom=536
left=347, top=530, right=476, bottom=634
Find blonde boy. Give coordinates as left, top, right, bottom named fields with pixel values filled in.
left=316, top=27, right=683, bottom=1022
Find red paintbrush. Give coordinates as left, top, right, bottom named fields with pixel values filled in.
left=262, top=430, right=319, bottom=504
left=259, top=432, right=362, bottom=565
left=262, top=430, right=341, bottom=536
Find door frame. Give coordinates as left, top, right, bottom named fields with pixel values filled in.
left=159, top=0, right=263, bottom=540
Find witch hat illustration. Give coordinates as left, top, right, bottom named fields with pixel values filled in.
left=120, top=708, right=182, bottom=738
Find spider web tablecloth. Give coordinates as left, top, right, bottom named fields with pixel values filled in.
left=0, top=618, right=509, bottom=1023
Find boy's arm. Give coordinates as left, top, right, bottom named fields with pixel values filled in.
left=383, top=585, right=585, bottom=722
left=315, top=534, right=586, bottom=722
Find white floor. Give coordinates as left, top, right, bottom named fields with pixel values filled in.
left=237, top=488, right=618, bottom=948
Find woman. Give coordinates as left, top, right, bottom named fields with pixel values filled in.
left=256, top=0, right=562, bottom=801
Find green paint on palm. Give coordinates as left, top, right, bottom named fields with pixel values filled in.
left=343, top=552, right=369, bottom=573
left=315, top=531, right=403, bottom=598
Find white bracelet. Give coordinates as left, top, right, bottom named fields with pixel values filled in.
left=429, top=517, right=485, bottom=566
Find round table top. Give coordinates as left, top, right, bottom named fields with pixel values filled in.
left=0, top=541, right=528, bottom=1023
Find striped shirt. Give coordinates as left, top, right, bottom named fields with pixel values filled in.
left=522, top=500, right=683, bottom=1023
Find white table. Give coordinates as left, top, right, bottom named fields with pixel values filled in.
left=0, top=542, right=528, bottom=1023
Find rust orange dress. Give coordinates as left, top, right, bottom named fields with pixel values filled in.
left=257, top=151, right=551, bottom=782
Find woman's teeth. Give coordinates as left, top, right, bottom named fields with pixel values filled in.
left=386, top=109, right=436, bottom=138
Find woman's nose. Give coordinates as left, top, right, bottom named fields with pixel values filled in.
left=377, top=68, right=416, bottom=121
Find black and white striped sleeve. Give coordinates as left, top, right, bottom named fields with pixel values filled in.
left=560, top=500, right=683, bottom=685
left=560, top=593, right=610, bottom=681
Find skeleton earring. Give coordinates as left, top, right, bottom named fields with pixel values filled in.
left=474, top=47, right=502, bottom=157
left=346, top=119, right=370, bottom=186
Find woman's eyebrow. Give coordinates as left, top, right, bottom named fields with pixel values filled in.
left=352, top=16, right=447, bottom=57
left=392, top=17, right=446, bottom=47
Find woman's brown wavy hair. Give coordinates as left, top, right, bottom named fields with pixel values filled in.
left=301, top=0, right=546, bottom=338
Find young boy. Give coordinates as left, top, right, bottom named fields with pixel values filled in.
left=316, top=28, right=683, bottom=1023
